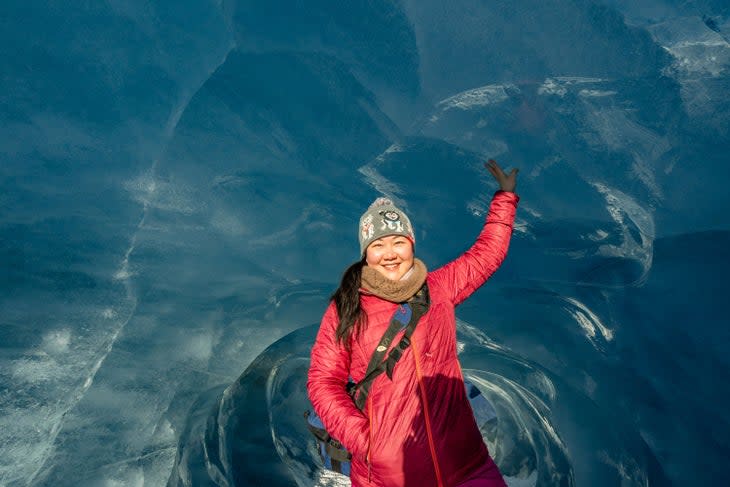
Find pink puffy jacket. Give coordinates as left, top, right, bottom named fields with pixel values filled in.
left=308, top=191, right=519, bottom=487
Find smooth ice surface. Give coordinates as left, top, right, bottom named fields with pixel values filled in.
left=1, top=1, right=728, bottom=486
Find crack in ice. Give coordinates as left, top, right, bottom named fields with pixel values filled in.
left=26, top=43, right=236, bottom=486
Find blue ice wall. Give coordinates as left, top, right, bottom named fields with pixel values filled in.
left=1, top=1, right=728, bottom=486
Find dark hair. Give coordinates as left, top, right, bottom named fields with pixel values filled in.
left=331, top=258, right=368, bottom=349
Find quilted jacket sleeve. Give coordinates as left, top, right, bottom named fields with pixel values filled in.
left=307, top=302, right=370, bottom=459
left=431, top=190, right=519, bottom=306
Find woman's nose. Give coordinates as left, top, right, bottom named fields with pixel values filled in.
left=383, top=247, right=397, bottom=259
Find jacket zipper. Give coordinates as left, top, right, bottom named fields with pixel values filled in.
left=411, top=339, right=445, bottom=487
left=368, top=394, right=373, bottom=483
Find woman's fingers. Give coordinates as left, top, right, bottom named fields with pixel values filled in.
left=485, top=159, right=500, bottom=176
left=485, top=159, right=505, bottom=179
left=485, top=160, right=519, bottom=192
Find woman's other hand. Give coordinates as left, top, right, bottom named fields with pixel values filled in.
left=485, top=159, right=518, bottom=193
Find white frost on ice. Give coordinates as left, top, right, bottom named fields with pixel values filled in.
left=184, top=332, right=214, bottom=362
left=579, top=89, right=617, bottom=97
left=554, top=76, right=606, bottom=83
left=538, top=78, right=568, bottom=97
left=538, top=76, right=606, bottom=97
left=313, top=468, right=351, bottom=486
left=358, top=147, right=407, bottom=207
left=504, top=470, right=538, bottom=487
left=211, top=208, right=247, bottom=236
left=383, top=143, right=404, bottom=156
left=456, top=320, right=506, bottom=353
left=647, top=16, right=730, bottom=119
left=520, top=204, right=543, bottom=219
left=12, top=358, right=64, bottom=383
left=42, top=328, right=72, bottom=354
left=533, top=371, right=557, bottom=402
left=649, top=17, right=730, bottom=77
left=512, top=217, right=530, bottom=236
left=437, top=84, right=513, bottom=111
left=101, top=467, right=144, bottom=487
left=583, top=371, right=598, bottom=398
left=124, top=169, right=201, bottom=216
left=12, top=329, right=73, bottom=383
left=597, top=450, right=648, bottom=485
left=467, top=198, right=489, bottom=217
left=593, top=182, right=655, bottom=285
left=561, top=296, right=614, bottom=348
left=471, top=374, right=569, bottom=458
left=468, top=196, right=531, bottom=237
left=583, top=108, right=670, bottom=200
left=371, top=143, right=405, bottom=164
left=587, top=229, right=609, bottom=242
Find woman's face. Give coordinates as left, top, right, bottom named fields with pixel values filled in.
left=365, top=235, right=414, bottom=281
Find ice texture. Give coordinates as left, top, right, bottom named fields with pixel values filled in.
left=1, top=1, right=728, bottom=486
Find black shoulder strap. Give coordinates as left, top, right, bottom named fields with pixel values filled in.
left=350, top=283, right=430, bottom=410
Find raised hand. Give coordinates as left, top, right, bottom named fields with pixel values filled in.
left=485, top=159, right=518, bottom=193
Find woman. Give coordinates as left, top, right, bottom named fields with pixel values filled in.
left=308, top=160, right=519, bottom=487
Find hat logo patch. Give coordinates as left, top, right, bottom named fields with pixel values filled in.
left=380, top=210, right=405, bottom=233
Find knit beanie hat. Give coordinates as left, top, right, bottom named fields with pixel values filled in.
left=358, top=197, right=415, bottom=256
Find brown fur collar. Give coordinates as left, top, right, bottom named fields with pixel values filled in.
left=361, top=258, right=428, bottom=303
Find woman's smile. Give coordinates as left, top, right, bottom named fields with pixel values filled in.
left=365, top=235, right=414, bottom=281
